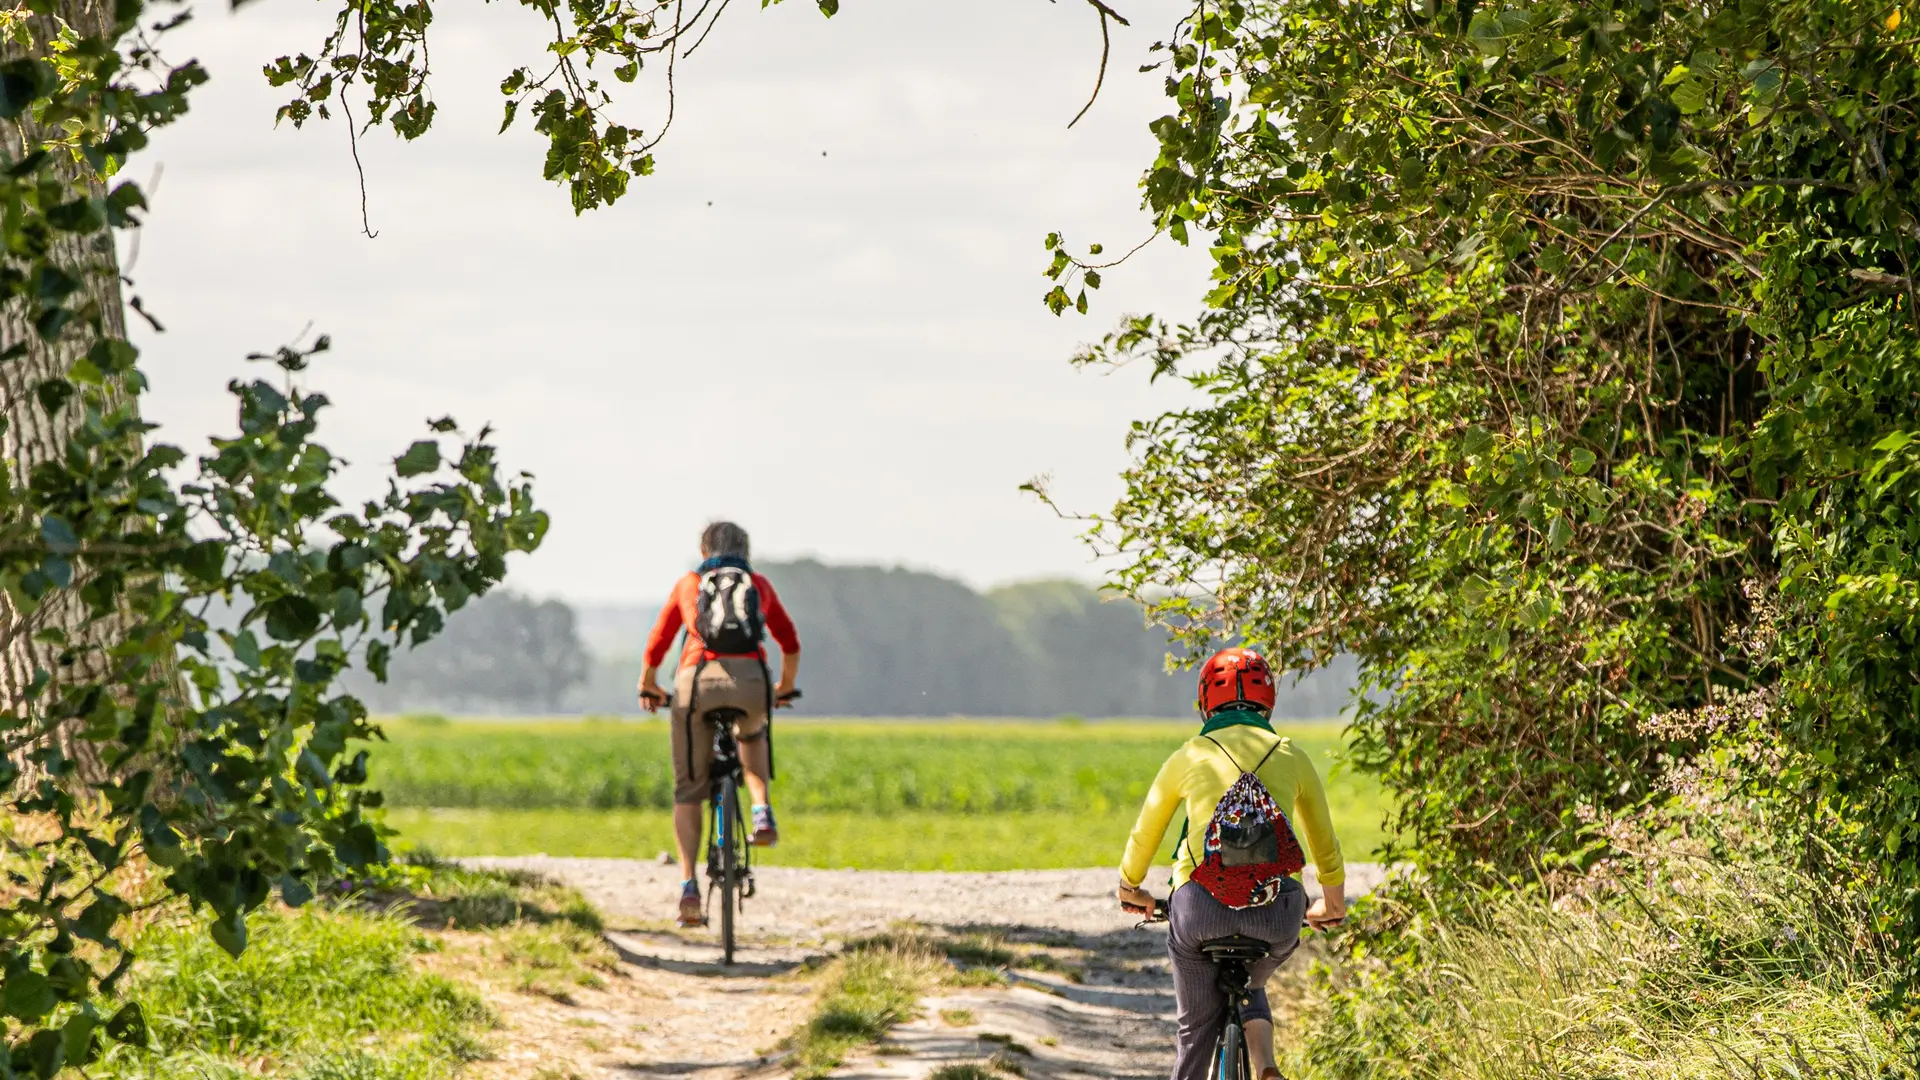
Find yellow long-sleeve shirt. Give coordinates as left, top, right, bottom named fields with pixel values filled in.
left=1120, top=715, right=1346, bottom=892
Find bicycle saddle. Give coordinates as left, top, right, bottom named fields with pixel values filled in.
left=1199, top=935, right=1272, bottom=964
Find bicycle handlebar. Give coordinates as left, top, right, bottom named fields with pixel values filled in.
left=1129, top=895, right=1341, bottom=931
left=1126, top=898, right=1170, bottom=928
left=637, top=687, right=802, bottom=711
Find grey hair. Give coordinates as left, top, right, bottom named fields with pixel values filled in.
left=700, top=521, right=751, bottom=560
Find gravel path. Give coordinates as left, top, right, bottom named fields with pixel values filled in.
left=467, top=858, right=1387, bottom=1079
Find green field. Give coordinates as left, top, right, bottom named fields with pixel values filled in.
left=373, top=717, right=1392, bottom=871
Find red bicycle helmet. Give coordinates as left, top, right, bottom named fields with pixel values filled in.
left=1197, top=647, right=1278, bottom=716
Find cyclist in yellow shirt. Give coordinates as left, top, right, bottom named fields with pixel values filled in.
left=1118, top=648, right=1347, bottom=1080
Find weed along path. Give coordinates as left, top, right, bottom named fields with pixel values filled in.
left=465, top=857, right=1386, bottom=1080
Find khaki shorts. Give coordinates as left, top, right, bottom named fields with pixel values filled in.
left=670, top=656, right=770, bottom=805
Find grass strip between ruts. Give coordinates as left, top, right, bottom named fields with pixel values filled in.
left=786, top=941, right=947, bottom=1079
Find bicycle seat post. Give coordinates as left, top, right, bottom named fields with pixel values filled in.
left=1199, top=936, right=1269, bottom=1015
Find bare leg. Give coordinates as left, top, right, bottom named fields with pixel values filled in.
left=740, top=736, right=771, bottom=807
left=673, top=802, right=702, bottom=881
left=1246, top=1018, right=1277, bottom=1078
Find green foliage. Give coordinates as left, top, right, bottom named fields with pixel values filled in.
left=96, top=908, right=492, bottom=1080
left=0, top=331, right=540, bottom=1070
left=1055, top=0, right=1920, bottom=1007
left=1288, top=831, right=1914, bottom=1079
left=263, top=0, right=843, bottom=212
left=0, top=3, right=545, bottom=1069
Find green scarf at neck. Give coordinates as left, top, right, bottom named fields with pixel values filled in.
left=1199, top=708, right=1276, bottom=736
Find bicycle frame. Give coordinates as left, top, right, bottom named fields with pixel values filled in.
left=1137, top=901, right=1263, bottom=1080
left=1211, top=955, right=1256, bottom=1080
left=642, top=685, right=795, bottom=964
left=705, top=717, right=753, bottom=964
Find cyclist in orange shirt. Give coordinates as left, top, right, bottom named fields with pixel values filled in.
left=639, top=521, right=801, bottom=926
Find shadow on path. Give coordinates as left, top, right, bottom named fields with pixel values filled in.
left=604, top=929, right=819, bottom=978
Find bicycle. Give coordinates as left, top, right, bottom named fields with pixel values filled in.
left=1137, top=898, right=1276, bottom=1080
left=653, top=687, right=799, bottom=965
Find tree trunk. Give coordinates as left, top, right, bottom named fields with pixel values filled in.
left=1, top=0, right=139, bottom=781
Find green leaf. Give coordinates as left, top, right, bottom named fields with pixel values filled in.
left=395, top=440, right=441, bottom=477
left=4, top=970, right=57, bottom=1021
left=40, top=515, right=78, bottom=554
left=63, top=1010, right=99, bottom=1068
left=138, top=806, right=185, bottom=868
left=263, top=596, right=323, bottom=642
left=27, top=1027, right=63, bottom=1079
left=210, top=910, right=248, bottom=958
left=1547, top=515, right=1572, bottom=551
left=1670, top=79, right=1708, bottom=114
left=0, top=58, right=54, bottom=121
left=332, top=586, right=364, bottom=628
left=279, top=873, right=314, bottom=907
left=178, top=540, right=227, bottom=584
left=105, top=1003, right=148, bottom=1048
left=231, top=629, right=262, bottom=669
left=1466, top=9, right=1510, bottom=55
left=816, top=0, right=839, bottom=13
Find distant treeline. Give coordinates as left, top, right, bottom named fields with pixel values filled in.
left=355, top=559, right=1355, bottom=718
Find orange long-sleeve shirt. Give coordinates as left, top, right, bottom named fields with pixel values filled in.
left=643, top=571, right=801, bottom=671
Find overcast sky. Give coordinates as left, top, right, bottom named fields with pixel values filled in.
left=127, top=0, right=1210, bottom=603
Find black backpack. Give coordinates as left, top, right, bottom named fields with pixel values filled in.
left=696, top=566, right=764, bottom=655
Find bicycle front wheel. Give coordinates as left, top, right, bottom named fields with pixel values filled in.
left=716, top=780, right=740, bottom=964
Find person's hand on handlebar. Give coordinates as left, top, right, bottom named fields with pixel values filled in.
left=637, top=679, right=670, bottom=712
left=775, top=687, right=802, bottom=708
left=1117, top=880, right=1156, bottom=916
left=1305, top=886, right=1347, bottom=930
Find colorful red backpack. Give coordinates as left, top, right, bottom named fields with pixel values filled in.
left=1185, top=735, right=1305, bottom=908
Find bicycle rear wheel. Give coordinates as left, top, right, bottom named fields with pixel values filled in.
left=716, top=780, right=740, bottom=964
left=1216, top=1019, right=1249, bottom=1080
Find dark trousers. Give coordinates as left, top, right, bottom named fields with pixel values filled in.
left=1167, top=879, right=1306, bottom=1080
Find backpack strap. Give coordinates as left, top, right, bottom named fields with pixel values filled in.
left=1199, top=733, right=1286, bottom=776
left=1183, top=733, right=1287, bottom=867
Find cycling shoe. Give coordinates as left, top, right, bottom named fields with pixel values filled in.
left=750, top=805, right=779, bottom=847
left=676, top=880, right=705, bottom=926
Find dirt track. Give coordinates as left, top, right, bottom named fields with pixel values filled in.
left=459, top=858, right=1386, bottom=1079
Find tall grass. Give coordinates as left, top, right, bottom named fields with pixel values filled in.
left=1285, top=851, right=1915, bottom=1080
left=98, top=908, right=492, bottom=1080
